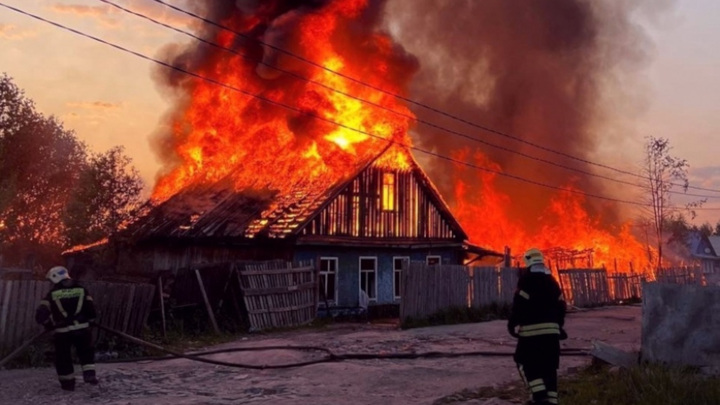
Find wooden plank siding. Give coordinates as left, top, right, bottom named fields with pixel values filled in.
left=0, top=280, right=154, bottom=351
left=302, top=167, right=460, bottom=240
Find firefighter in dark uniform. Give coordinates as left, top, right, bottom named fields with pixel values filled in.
left=35, top=266, right=98, bottom=391
left=507, top=249, right=567, bottom=405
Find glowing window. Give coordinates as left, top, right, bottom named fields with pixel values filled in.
left=382, top=172, right=396, bottom=211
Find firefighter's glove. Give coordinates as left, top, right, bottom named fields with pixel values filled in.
left=507, top=323, right=520, bottom=339
left=559, top=328, right=568, bottom=341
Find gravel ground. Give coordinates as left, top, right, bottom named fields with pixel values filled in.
left=0, top=306, right=641, bottom=405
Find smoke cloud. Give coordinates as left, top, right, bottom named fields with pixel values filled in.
left=386, top=0, right=668, bottom=227
left=150, top=0, right=671, bottom=235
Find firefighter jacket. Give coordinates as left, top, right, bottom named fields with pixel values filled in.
left=508, top=266, right=566, bottom=339
left=35, top=280, right=96, bottom=333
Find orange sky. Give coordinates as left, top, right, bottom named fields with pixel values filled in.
left=1, top=0, right=719, bottom=225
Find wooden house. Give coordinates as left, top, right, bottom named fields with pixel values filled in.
left=690, top=233, right=720, bottom=285
left=66, top=146, right=500, bottom=308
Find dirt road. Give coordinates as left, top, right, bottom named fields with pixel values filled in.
left=0, top=306, right=641, bottom=405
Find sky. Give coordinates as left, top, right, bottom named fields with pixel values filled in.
left=0, top=0, right=719, bottom=225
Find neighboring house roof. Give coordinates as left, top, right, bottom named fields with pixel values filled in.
left=690, top=232, right=720, bottom=260
left=123, top=145, right=470, bottom=244
left=708, top=236, right=720, bottom=255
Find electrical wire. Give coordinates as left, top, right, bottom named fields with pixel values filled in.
left=5, top=2, right=720, bottom=211
left=1, top=2, right=651, bottom=208
left=98, top=0, right=674, bottom=197
left=146, top=0, right=720, bottom=195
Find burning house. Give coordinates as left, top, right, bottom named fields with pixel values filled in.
left=66, top=0, right=662, bottom=296
left=68, top=145, right=499, bottom=308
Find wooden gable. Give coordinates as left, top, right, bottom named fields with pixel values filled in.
left=299, top=163, right=467, bottom=241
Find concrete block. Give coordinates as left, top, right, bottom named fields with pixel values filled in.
left=642, top=283, right=720, bottom=367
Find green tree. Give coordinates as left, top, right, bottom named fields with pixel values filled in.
left=0, top=74, right=87, bottom=267
left=642, top=136, right=705, bottom=270
left=695, top=222, right=714, bottom=238
left=63, top=146, right=144, bottom=245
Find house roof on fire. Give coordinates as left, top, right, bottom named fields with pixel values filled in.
left=124, top=145, right=470, bottom=244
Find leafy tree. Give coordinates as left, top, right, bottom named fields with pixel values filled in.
left=0, top=74, right=145, bottom=268
left=0, top=74, right=87, bottom=267
left=64, top=146, right=144, bottom=245
left=715, top=221, right=720, bottom=236
left=695, top=222, right=714, bottom=238
left=642, top=136, right=705, bottom=269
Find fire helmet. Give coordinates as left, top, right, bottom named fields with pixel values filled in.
left=46, top=266, right=71, bottom=284
left=523, top=248, right=544, bottom=267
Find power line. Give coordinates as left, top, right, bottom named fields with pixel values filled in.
left=6, top=3, right=720, bottom=212
left=147, top=0, right=720, bottom=195
left=95, top=0, right=720, bottom=201
left=1, top=2, right=650, bottom=208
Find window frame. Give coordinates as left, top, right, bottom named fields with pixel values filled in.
left=393, top=256, right=409, bottom=300
left=381, top=172, right=396, bottom=212
left=319, top=257, right=338, bottom=303
left=426, top=255, right=442, bottom=266
left=358, top=256, right=378, bottom=302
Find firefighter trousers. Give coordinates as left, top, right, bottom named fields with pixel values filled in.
left=517, top=362, right=558, bottom=404
left=54, top=328, right=96, bottom=389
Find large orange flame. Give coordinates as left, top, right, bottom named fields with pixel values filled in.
left=152, top=1, right=653, bottom=274
left=153, top=1, right=414, bottom=201
left=452, top=149, right=652, bottom=272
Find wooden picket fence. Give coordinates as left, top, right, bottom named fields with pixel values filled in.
left=558, top=269, right=610, bottom=307
left=237, top=261, right=317, bottom=331
left=401, top=264, right=706, bottom=320
left=656, top=267, right=704, bottom=285
left=0, top=279, right=155, bottom=351
left=401, top=263, right=470, bottom=320
left=607, top=272, right=645, bottom=301
left=470, top=267, right=518, bottom=307
left=401, top=264, right=518, bottom=320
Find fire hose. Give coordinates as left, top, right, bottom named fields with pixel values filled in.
left=1, top=324, right=591, bottom=370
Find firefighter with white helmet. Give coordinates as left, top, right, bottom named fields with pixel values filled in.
left=507, top=249, right=567, bottom=404
left=35, top=266, right=98, bottom=391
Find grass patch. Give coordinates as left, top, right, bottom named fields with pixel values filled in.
left=434, top=363, right=720, bottom=405
left=561, top=363, right=720, bottom=405
left=401, top=303, right=511, bottom=329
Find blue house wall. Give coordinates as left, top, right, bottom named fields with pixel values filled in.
left=295, top=247, right=462, bottom=307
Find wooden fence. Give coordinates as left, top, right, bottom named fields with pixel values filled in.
left=401, top=263, right=470, bottom=320
left=607, top=272, right=645, bottom=301
left=470, top=267, right=518, bottom=307
left=401, top=264, right=707, bottom=320
left=237, top=261, right=317, bottom=331
left=558, top=269, right=610, bottom=307
left=656, top=267, right=704, bottom=285
left=401, top=264, right=518, bottom=320
left=0, top=279, right=155, bottom=351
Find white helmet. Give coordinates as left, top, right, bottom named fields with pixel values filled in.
left=46, top=266, right=71, bottom=284
left=523, top=248, right=545, bottom=267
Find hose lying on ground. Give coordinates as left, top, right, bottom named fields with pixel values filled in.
left=0, top=324, right=591, bottom=370
left=95, top=324, right=591, bottom=370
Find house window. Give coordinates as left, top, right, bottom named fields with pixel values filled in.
left=382, top=172, right=396, bottom=211
left=359, top=257, right=377, bottom=301
left=426, top=255, right=441, bottom=265
left=393, top=257, right=409, bottom=299
left=319, top=257, right=338, bottom=302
